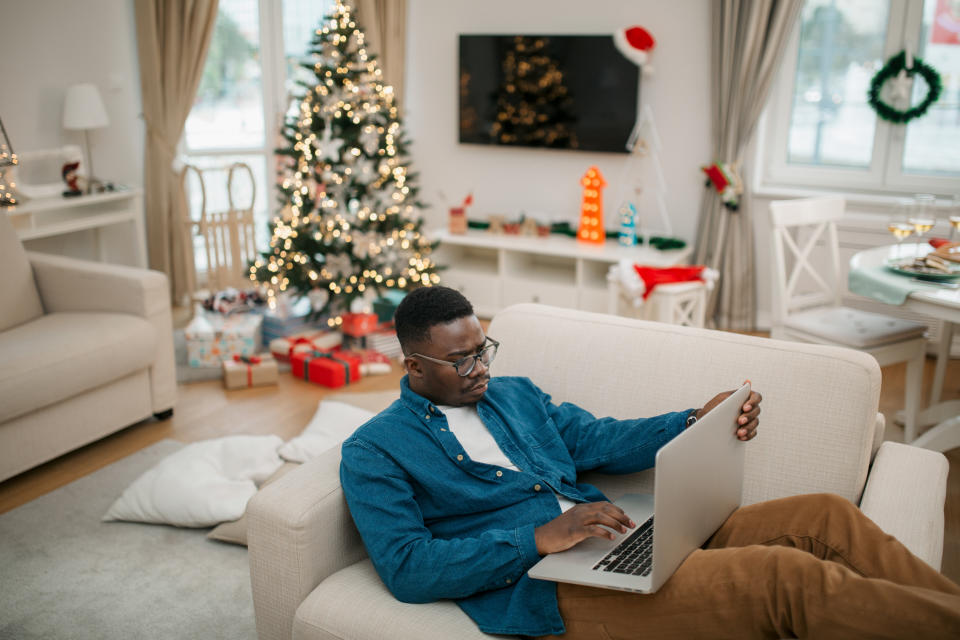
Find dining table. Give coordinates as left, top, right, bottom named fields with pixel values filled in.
left=848, top=244, right=960, bottom=453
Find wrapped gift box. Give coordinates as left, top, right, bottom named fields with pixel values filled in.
left=269, top=330, right=343, bottom=362
left=367, top=327, right=402, bottom=360
left=223, top=354, right=279, bottom=389
left=257, top=296, right=316, bottom=343
left=185, top=312, right=263, bottom=368
left=336, top=348, right=391, bottom=365
left=341, top=312, right=379, bottom=338
left=291, top=351, right=362, bottom=388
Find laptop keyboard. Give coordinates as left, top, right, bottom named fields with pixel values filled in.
left=591, top=516, right=654, bottom=577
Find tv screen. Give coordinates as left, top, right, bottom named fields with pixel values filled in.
left=458, top=34, right=640, bottom=154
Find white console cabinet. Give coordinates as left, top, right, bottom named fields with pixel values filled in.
left=432, top=230, right=693, bottom=317
left=6, top=189, right=147, bottom=268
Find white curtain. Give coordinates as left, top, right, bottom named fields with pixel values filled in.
left=135, top=0, right=219, bottom=303
left=694, top=0, right=803, bottom=330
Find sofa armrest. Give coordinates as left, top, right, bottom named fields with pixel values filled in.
left=28, top=252, right=176, bottom=413
left=247, top=446, right=368, bottom=640
left=859, top=441, right=948, bottom=571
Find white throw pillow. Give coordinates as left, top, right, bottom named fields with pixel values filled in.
left=278, top=400, right=375, bottom=463
left=103, top=435, right=284, bottom=528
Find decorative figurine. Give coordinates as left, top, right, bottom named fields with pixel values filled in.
left=619, top=202, right=637, bottom=246
left=61, top=161, right=83, bottom=197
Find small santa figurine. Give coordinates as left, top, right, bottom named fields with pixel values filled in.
left=61, top=161, right=84, bottom=197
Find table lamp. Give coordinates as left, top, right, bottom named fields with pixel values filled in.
left=62, top=83, right=109, bottom=194
left=0, top=117, right=18, bottom=207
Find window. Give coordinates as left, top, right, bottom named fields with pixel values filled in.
left=762, top=0, right=960, bottom=193
left=182, top=0, right=333, bottom=273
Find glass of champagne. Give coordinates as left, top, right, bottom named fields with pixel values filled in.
left=888, top=199, right=914, bottom=260
left=909, top=194, right=936, bottom=258
left=950, top=194, right=960, bottom=243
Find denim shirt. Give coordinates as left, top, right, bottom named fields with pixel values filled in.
left=340, top=375, right=688, bottom=637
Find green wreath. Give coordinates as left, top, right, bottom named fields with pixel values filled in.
left=868, top=50, right=942, bottom=124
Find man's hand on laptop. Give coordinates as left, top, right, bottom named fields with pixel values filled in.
left=696, top=386, right=762, bottom=442
left=534, top=502, right=636, bottom=555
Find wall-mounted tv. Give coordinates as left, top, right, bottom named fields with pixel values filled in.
left=458, top=34, right=640, bottom=154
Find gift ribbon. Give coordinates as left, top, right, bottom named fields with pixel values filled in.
left=288, top=337, right=313, bottom=358
left=233, top=354, right=262, bottom=387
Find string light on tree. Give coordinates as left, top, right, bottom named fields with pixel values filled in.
left=0, top=118, right=19, bottom=208
left=252, top=0, right=439, bottom=322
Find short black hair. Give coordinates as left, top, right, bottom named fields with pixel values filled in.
left=394, top=286, right=474, bottom=353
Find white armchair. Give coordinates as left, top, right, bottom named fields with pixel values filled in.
left=248, top=304, right=948, bottom=640
left=0, top=211, right=175, bottom=481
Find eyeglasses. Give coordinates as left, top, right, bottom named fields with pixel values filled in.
left=410, top=337, right=499, bottom=377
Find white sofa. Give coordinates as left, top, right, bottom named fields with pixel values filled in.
left=247, top=303, right=950, bottom=640
left=0, top=212, right=176, bottom=482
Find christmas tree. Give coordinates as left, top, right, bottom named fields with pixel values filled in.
left=252, top=0, right=439, bottom=325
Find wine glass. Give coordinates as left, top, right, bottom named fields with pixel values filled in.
left=888, top=198, right=914, bottom=260
left=950, top=194, right=960, bottom=243
left=908, top=194, right=936, bottom=258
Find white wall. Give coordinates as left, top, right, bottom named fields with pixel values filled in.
left=0, top=0, right=144, bottom=189
left=404, top=0, right=712, bottom=242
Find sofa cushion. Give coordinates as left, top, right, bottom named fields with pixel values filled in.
left=0, top=211, right=44, bottom=331
left=0, top=311, right=157, bottom=423
left=294, top=560, right=496, bottom=640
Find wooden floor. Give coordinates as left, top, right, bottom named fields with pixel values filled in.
left=1, top=341, right=958, bottom=583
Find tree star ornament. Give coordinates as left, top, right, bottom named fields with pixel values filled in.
left=868, top=50, right=942, bottom=124
left=316, top=119, right=344, bottom=162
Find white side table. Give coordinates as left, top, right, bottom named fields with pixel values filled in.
left=5, top=189, right=147, bottom=268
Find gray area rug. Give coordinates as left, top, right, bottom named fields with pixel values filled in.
left=0, top=440, right=256, bottom=640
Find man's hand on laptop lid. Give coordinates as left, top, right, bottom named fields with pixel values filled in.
left=694, top=381, right=761, bottom=442
left=535, top=502, right=637, bottom=555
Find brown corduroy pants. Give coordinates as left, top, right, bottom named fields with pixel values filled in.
left=538, top=493, right=960, bottom=639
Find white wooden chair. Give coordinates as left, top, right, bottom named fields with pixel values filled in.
left=769, top=195, right=927, bottom=440
left=180, top=162, right=258, bottom=296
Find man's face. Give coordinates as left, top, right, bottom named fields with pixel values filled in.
left=404, top=315, right=491, bottom=407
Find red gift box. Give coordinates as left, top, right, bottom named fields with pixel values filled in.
left=341, top=312, right=379, bottom=337
left=291, top=351, right=361, bottom=388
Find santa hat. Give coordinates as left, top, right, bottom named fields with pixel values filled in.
left=613, top=26, right=655, bottom=67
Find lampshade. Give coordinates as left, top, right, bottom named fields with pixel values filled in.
left=62, top=83, right=109, bottom=131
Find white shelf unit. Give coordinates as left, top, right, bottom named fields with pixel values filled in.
left=432, top=230, right=693, bottom=317
left=5, top=189, right=146, bottom=268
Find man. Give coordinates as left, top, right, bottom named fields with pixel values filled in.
left=340, top=286, right=960, bottom=639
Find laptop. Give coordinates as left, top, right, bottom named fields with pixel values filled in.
left=528, top=383, right=751, bottom=594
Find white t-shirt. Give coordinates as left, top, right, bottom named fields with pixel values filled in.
left=439, top=404, right=577, bottom=513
